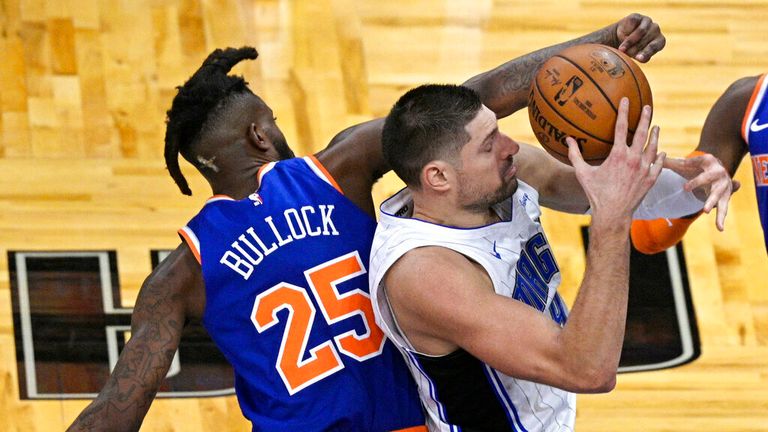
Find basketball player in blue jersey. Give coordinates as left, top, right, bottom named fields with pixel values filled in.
left=632, top=74, right=768, bottom=254
left=369, top=85, right=735, bottom=431
left=68, top=14, right=670, bottom=432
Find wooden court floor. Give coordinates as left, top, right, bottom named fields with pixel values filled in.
left=1, top=0, right=767, bottom=430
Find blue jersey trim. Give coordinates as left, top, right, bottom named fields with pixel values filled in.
left=486, top=366, right=528, bottom=432
left=406, top=351, right=453, bottom=428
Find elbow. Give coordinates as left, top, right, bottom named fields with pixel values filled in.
left=588, top=372, right=617, bottom=393
left=551, top=355, right=617, bottom=393
left=548, top=343, right=619, bottom=393
left=533, top=355, right=618, bottom=393
left=574, top=365, right=617, bottom=393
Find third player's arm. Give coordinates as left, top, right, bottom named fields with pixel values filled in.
left=622, top=76, right=754, bottom=227
left=695, top=75, right=755, bottom=175
left=67, top=244, right=204, bottom=432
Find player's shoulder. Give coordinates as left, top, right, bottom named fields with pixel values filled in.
left=152, top=243, right=201, bottom=281
left=708, top=75, right=763, bottom=126
left=315, top=119, right=386, bottom=180
left=261, top=156, right=342, bottom=192
left=387, top=246, right=478, bottom=287
left=136, top=243, right=204, bottom=319
left=384, top=246, right=493, bottom=330
left=731, top=74, right=762, bottom=90
left=725, top=74, right=763, bottom=101
left=268, top=155, right=312, bottom=173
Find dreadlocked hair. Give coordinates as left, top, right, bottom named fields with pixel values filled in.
left=164, top=46, right=259, bottom=195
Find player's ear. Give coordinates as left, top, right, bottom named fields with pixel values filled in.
left=422, top=160, right=452, bottom=192
left=248, top=122, right=272, bottom=152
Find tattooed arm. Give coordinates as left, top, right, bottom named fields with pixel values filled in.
left=67, top=243, right=205, bottom=432
left=463, top=13, right=665, bottom=118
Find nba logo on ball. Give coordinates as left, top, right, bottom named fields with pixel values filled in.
left=554, top=76, right=584, bottom=106
left=528, top=44, right=653, bottom=165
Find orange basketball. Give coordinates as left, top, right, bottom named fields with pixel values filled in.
left=527, top=43, right=653, bottom=165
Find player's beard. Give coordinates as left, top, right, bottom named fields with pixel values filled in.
left=456, top=171, right=518, bottom=214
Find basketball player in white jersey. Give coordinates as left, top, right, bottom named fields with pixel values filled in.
left=369, top=85, right=734, bottom=431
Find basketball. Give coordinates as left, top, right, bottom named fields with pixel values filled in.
left=527, top=43, right=653, bottom=165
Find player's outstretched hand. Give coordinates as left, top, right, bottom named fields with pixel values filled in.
left=615, top=13, right=666, bottom=63
left=663, top=154, right=739, bottom=231
left=567, top=97, right=665, bottom=227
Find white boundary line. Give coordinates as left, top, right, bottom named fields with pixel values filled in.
left=14, top=251, right=235, bottom=398
left=618, top=246, right=696, bottom=373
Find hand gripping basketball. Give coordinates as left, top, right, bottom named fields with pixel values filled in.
left=528, top=44, right=653, bottom=166
left=615, top=13, right=666, bottom=62
left=566, top=97, right=665, bottom=226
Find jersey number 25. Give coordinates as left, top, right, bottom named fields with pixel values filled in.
left=251, top=251, right=385, bottom=395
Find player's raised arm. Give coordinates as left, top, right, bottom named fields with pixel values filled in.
left=631, top=75, right=755, bottom=253
left=660, top=77, right=754, bottom=229
left=315, top=118, right=387, bottom=218
left=463, top=13, right=665, bottom=118
left=319, top=13, right=666, bottom=217
left=67, top=244, right=203, bottom=432
left=694, top=76, right=755, bottom=173
left=672, top=76, right=755, bottom=229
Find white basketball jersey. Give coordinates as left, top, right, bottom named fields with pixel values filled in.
left=369, top=181, right=576, bottom=432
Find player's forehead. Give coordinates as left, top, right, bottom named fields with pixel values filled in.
left=465, top=105, right=497, bottom=143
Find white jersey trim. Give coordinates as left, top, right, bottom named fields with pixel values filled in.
left=257, top=161, right=277, bottom=185
left=304, top=156, right=330, bottom=183
left=205, top=195, right=235, bottom=205
left=179, top=226, right=201, bottom=263
left=404, top=351, right=452, bottom=428
left=302, top=156, right=341, bottom=192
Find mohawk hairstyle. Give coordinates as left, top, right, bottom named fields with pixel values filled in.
left=164, top=47, right=259, bottom=195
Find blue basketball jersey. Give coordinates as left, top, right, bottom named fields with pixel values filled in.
left=179, top=156, right=425, bottom=431
left=741, top=73, right=768, bottom=253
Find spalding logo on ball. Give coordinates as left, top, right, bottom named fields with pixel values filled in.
left=528, top=43, right=653, bottom=165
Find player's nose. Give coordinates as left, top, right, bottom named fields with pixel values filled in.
left=499, top=133, right=519, bottom=159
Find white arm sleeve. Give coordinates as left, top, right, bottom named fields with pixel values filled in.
left=632, top=168, right=703, bottom=220
left=583, top=169, right=704, bottom=219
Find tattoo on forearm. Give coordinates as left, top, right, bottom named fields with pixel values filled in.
left=68, top=281, right=184, bottom=431
left=500, top=26, right=616, bottom=96
left=499, top=50, right=550, bottom=96
left=467, top=24, right=617, bottom=117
